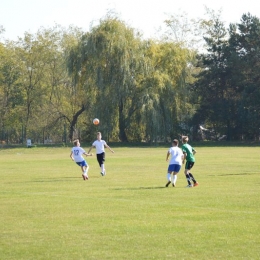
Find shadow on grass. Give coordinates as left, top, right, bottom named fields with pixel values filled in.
left=26, top=177, right=79, bottom=182
left=22, top=176, right=99, bottom=182
left=217, top=172, right=257, bottom=176
left=114, top=186, right=166, bottom=190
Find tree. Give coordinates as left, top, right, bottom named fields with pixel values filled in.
left=193, top=12, right=260, bottom=141
left=13, top=25, right=86, bottom=143
left=69, top=16, right=150, bottom=142
left=141, top=40, right=192, bottom=142
left=228, top=13, right=260, bottom=140
left=163, top=11, right=207, bottom=139
left=40, top=25, right=85, bottom=142
left=0, top=41, right=24, bottom=143
left=192, top=12, right=232, bottom=139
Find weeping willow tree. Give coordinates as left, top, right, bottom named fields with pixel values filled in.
left=140, top=40, right=192, bottom=142
left=67, top=15, right=195, bottom=142
left=68, top=15, right=151, bottom=142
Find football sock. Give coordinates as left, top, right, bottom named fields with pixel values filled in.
left=172, top=175, right=177, bottom=185
left=101, top=164, right=105, bottom=173
left=185, top=174, right=192, bottom=185
left=189, top=173, right=196, bottom=183
left=167, top=173, right=171, bottom=181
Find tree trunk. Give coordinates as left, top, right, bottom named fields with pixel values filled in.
left=118, top=100, right=128, bottom=142
left=69, top=105, right=86, bottom=141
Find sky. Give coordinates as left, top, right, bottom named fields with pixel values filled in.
left=1, top=0, right=260, bottom=41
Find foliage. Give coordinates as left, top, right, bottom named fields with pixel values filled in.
left=0, top=25, right=84, bottom=143
left=67, top=15, right=193, bottom=142
left=1, top=12, right=260, bottom=143
left=193, top=13, right=260, bottom=141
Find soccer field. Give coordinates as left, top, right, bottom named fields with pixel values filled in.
left=0, top=146, right=259, bottom=259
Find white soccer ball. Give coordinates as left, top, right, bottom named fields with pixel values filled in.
left=93, top=118, right=99, bottom=125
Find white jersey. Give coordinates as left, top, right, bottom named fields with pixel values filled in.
left=71, top=146, right=86, bottom=162
left=168, top=146, right=183, bottom=165
left=92, top=140, right=107, bottom=154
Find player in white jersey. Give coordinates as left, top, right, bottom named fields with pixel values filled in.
left=88, top=132, right=114, bottom=176
left=165, top=139, right=184, bottom=187
left=70, top=139, right=93, bottom=180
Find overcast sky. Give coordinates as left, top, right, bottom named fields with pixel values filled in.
left=1, top=0, right=260, bottom=41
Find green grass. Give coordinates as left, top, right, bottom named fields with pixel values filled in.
left=0, top=146, right=259, bottom=259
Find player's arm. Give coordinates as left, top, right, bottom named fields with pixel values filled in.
left=166, top=151, right=170, bottom=161
left=180, top=150, right=184, bottom=161
left=182, top=152, right=187, bottom=164
left=84, top=152, right=93, bottom=156
left=105, top=144, right=114, bottom=153
left=70, top=151, right=74, bottom=161
left=192, top=149, right=197, bottom=155
left=87, top=146, right=94, bottom=154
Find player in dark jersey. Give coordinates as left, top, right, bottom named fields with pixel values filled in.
left=182, top=136, right=199, bottom=188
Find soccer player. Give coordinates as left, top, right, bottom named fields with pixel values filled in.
left=165, top=139, right=184, bottom=187
left=70, top=139, right=93, bottom=180
left=88, top=132, right=114, bottom=176
left=181, top=136, right=199, bottom=187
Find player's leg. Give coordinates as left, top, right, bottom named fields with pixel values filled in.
left=97, top=153, right=105, bottom=176
left=165, top=172, right=171, bottom=187
left=76, top=162, right=85, bottom=180
left=100, top=153, right=106, bottom=176
left=81, top=161, right=88, bottom=180
left=166, top=164, right=173, bottom=187
left=184, top=162, right=192, bottom=187
left=84, top=165, right=89, bottom=180
left=101, top=163, right=105, bottom=175
left=80, top=165, right=86, bottom=180
left=172, top=165, right=181, bottom=187
left=188, top=163, right=198, bottom=186
left=172, top=173, right=177, bottom=187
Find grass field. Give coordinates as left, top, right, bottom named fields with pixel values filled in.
left=0, top=145, right=259, bottom=259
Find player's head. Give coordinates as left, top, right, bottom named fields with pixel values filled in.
left=172, top=139, right=179, bottom=146
left=73, top=139, right=79, bottom=146
left=97, top=132, right=101, bottom=140
left=182, top=136, right=189, bottom=143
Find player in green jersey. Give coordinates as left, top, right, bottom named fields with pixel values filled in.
left=182, top=136, right=199, bottom=188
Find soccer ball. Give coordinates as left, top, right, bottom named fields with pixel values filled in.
left=93, top=118, right=99, bottom=125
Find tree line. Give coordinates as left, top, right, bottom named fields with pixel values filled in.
left=0, top=11, right=259, bottom=144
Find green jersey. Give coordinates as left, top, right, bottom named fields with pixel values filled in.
left=182, top=143, right=195, bottom=162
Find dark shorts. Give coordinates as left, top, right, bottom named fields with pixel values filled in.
left=97, top=152, right=105, bottom=167
left=168, top=164, right=181, bottom=173
left=185, top=161, right=195, bottom=170
left=76, top=160, right=87, bottom=167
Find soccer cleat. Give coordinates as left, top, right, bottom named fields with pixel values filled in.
left=193, top=182, right=199, bottom=187
left=172, top=183, right=175, bottom=187
left=100, top=172, right=104, bottom=176
left=82, top=174, right=86, bottom=180
left=165, top=181, right=171, bottom=187
left=186, top=184, right=193, bottom=188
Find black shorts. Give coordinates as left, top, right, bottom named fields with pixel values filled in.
left=185, top=161, right=195, bottom=170
left=96, top=152, right=105, bottom=167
